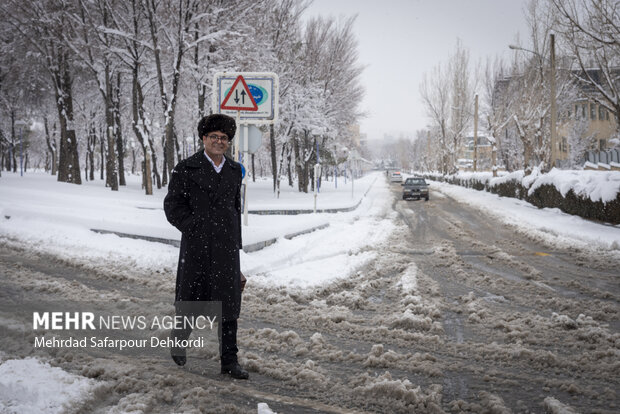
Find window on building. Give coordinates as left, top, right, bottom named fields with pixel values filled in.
left=574, top=104, right=579, bottom=118
left=590, top=103, right=596, bottom=120
left=582, top=104, right=587, bottom=118
left=606, top=110, right=610, bottom=121
left=561, top=136, right=567, bottom=152
left=599, top=106, right=605, bottom=121
left=600, top=139, right=606, bottom=151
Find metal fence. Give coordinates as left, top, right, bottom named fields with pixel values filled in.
left=585, top=149, right=620, bottom=165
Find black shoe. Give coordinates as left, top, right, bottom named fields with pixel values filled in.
left=221, top=363, right=249, bottom=379
left=171, top=347, right=186, bottom=366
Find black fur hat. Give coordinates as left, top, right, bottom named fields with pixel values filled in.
left=197, top=114, right=236, bottom=141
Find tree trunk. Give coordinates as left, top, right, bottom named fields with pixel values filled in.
left=198, top=82, right=207, bottom=120
left=131, top=63, right=153, bottom=194
left=151, top=140, right=162, bottom=189
left=143, top=147, right=152, bottom=195
left=115, top=72, right=126, bottom=186
left=131, top=146, right=136, bottom=174
left=55, top=56, right=81, bottom=184
left=0, top=132, right=4, bottom=176
left=106, top=126, right=119, bottom=190
left=162, top=143, right=168, bottom=187
left=294, top=137, right=304, bottom=192
left=89, top=145, right=95, bottom=181
left=84, top=151, right=89, bottom=181
left=88, top=123, right=96, bottom=181
left=276, top=142, right=287, bottom=199
left=252, top=153, right=255, bottom=182
left=10, top=110, right=16, bottom=173
left=44, top=117, right=57, bottom=176
left=287, top=145, right=292, bottom=187
left=100, top=126, right=105, bottom=180
left=174, top=130, right=181, bottom=165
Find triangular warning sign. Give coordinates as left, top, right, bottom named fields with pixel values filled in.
left=220, top=75, right=259, bottom=111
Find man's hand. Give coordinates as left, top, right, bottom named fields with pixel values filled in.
left=240, top=271, right=247, bottom=292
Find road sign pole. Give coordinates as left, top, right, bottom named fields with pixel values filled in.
left=234, top=111, right=240, bottom=162
left=243, top=123, right=249, bottom=226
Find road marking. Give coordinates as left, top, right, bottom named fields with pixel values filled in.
left=534, top=252, right=550, bottom=256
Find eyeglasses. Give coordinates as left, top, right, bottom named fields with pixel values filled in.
left=206, top=134, right=229, bottom=143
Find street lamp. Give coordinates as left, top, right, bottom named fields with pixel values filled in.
left=509, top=33, right=558, bottom=170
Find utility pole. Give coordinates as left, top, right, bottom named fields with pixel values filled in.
left=473, top=94, right=478, bottom=172
left=550, top=33, right=557, bottom=170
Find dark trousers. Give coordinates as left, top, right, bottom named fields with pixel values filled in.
left=219, top=319, right=238, bottom=366
left=171, top=318, right=238, bottom=366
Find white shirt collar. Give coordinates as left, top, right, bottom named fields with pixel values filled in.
left=204, top=151, right=226, bottom=173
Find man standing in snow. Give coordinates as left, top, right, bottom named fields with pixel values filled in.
left=163, top=113, right=248, bottom=380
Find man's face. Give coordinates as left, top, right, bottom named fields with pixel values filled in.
left=202, top=131, right=230, bottom=159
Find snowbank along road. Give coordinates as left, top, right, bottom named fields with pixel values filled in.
left=0, top=181, right=618, bottom=413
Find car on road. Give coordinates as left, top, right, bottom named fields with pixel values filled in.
left=389, top=171, right=403, bottom=183
left=402, top=177, right=429, bottom=201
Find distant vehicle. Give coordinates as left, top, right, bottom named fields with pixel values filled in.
left=402, top=177, right=429, bottom=201
left=389, top=171, right=403, bottom=183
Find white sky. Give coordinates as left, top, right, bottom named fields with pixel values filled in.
left=304, top=0, right=532, bottom=140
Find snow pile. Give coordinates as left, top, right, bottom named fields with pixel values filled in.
left=489, top=169, right=526, bottom=186
left=363, top=344, right=402, bottom=367
left=242, top=174, right=395, bottom=290
left=431, top=181, right=620, bottom=251
left=388, top=308, right=434, bottom=331
left=461, top=292, right=489, bottom=323
left=258, top=402, right=278, bottom=414
left=396, top=263, right=418, bottom=295
left=543, top=396, right=579, bottom=414
left=0, top=358, right=103, bottom=414
left=0, top=171, right=387, bottom=292
left=241, top=351, right=329, bottom=387
left=349, top=371, right=443, bottom=410
left=478, top=391, right=512, bottom=414
left=424, top=167, right=620, bottom=204
left=418, top=164, right=620, bottom=203
left=524, top=167, right=620, bottom=202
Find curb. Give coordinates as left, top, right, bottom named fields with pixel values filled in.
left=91, top=175, right=378, bottom=253
left=91, top=223, right=330, bottom=254
left=248, top=177, right=377, bottom=215
left=241, top=223, right=330, bottom=253
left=136, top=175, right=379, bottom=216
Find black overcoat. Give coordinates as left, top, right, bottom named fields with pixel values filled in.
left=163, top=151, right=243, bottom=321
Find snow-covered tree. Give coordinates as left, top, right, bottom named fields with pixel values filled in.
left=550, top=0, right=620, bottom=136
left=481, top=58, right=513, bottom=175
left=1, top=0, right=82, bottom=184
left=0, top=0, right=365, bottom=193
left=420, top=40, right=475, bottom=174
